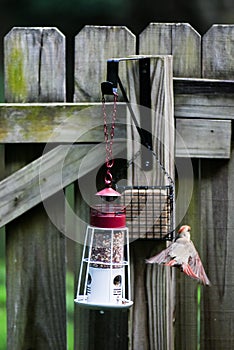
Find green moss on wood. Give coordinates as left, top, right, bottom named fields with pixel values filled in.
left=6, top=48, right=27, bottom=101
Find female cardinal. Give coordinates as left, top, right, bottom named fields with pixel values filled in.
left=146, top=225, right=211, bottom=286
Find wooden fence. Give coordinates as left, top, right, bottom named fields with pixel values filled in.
left=0, top=23, right=234, bottom=350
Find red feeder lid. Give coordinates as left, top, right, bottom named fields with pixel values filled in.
left=96, top=187, right=121, bottom=198
left=91, top=187, right=125, bottom=228
left=90, top=210, right=126, bottom=228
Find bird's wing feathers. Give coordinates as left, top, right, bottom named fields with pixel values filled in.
left=146, top=238, right=211, bottom=286
left=145, top=245, right=172, bottom=264
left=188, top=252, right=211, bottom=286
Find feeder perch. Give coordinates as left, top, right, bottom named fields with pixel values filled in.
left=75, top=188, right=133, bottom=310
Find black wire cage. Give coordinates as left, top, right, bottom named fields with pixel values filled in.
left=116, top=185, right=175, bottom=241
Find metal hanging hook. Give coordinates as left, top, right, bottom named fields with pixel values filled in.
left=105, top=169, right=113, bottom=187
left=102, top=87, right=118, bottom=188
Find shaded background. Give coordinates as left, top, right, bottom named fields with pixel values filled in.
left=0, top=0, right=234, bottom=101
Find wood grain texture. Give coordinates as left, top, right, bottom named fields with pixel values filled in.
left=166, top=23, right=202, bottom=350
left=174, top=77, right=234, bottom=94
left=4, top=27, right=65, bottom=103
left=74, top=25, right=136, bottom=102
left=126, top=55, right=174, bottom=186
left=174, top=94, right=234, bottom=120
left=2, top=23, right=234, bottom=350
left=200, top=23, right=234, bottom=350
left=174, top=22, right=234, bottom=350
left=139, top=23, right=201, bottom=77
left=73, top=25, right=135, bottom=350
left=5, top=27, right=67, bottom=350
left=202, top=25, right=234, bottom=79
left=0, top=142, right=125, bottom=228
left=174, top=160, right=202, bottom=350
left=200, top=157, right=234, bottom=349
left=0, top=102, right=126, bottom=143
left=125, top=55, right=175, bottom=350
left=176, top=119, right=231, bottom=158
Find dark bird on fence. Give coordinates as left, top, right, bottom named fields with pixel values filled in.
left=146, top=225, right=211, bottom=286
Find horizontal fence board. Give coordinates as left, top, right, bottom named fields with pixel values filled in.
left=0, top=103, right=126, bottom=143
left=174, top=94, right=234, bottom=119
left=174, top=77, right=234, bottom=94
left=0, top=142, right=126, bottom=228
left=176, top=119, right=231, bottom=158
left=0, top=101, right=232, bottom=160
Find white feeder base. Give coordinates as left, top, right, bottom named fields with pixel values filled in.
left=87, top=267, right=124, bottom=304
left=75, top=266, right=133, bottom=309
left=74, top=295, right=133, bottom=310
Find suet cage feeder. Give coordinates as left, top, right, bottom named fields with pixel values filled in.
left=118, top=185, right=174, bottom=241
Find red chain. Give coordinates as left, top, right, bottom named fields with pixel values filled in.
left=102, top=92, right=118, bottom=186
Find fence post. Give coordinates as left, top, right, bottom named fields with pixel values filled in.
left=124, top=55, right=174, bottom=350
left=4, top=27, right=67, bottom=349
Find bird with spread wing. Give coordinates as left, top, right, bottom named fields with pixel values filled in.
left=146, top=225, right=211, bottom=286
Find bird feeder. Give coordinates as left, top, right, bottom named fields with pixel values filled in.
left=75, top=187, right=133, bottom=309
left=75, top=83, right=133, bottom=310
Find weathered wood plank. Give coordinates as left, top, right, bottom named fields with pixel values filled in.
left=154, top=23, right=203, bottom=350
left=202, top=25, right=234, bottom=79
left=174, top=159, right=202, bottom=350
left=174, top=77, right=234, bottom=94
left=74, top=25, right=136, bottom=350
left=174, top=72, right=234, bottom=122
left=0, top=94, right=234, bottom=145
left=125, top=55, right=175, bottom=350
left=176, top=119, right=231, bottom=158
left=139, top=23, right=201, bottom=77
left=5, top=27, right=67, bottom=350
left=0, top=142, right=125, bottom=228
left=0, top=103, right=126, bottom=143
left=74, top=25, right=136, bottom=102
left=200, top=23, right=234, bottom=350
left=200, top=156, right=234, bottom=349
left=174, top=94, right=234, bottom=120
left=125, top=55, right=174, bottom=185
left=4, top=27, right=65, bottom=103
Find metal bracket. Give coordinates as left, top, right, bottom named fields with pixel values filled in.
left=101, top=57, right=153, bottom=171
left=139, top=57, right=152, bottom=170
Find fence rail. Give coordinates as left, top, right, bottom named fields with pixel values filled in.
left=0, top=23, right=234, bottom=350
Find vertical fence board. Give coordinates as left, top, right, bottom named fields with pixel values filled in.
left=200, top=158, right=234, bottom=350
left=200, top=24, right=234, bottom=350
left=202, top=24, right=234, bottom=79
left=174, top=159, right=201, bottom=350
left=139, top=23, right=201, bottom=77
left=74, top=25, right=136, bottom=102
left=4, top=27, right=67, bottom=350
left=74, top=25, right=136, bottom=350
left=125, top=55, right=174, bottom=350
left=4, top=27, right=66, bottom=102
left=139, top=23, right=202, bottom=350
